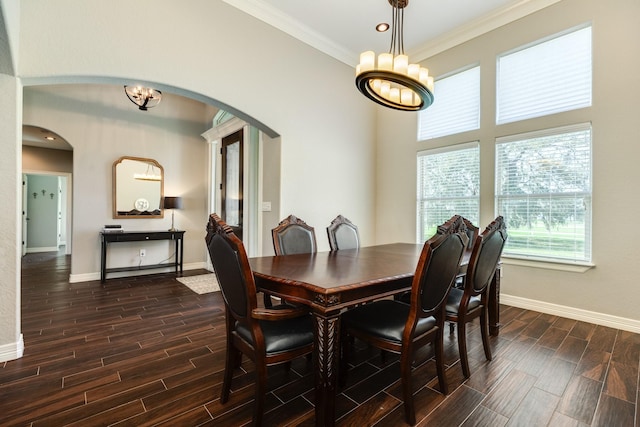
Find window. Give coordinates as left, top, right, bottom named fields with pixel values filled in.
left=495, top=123, right=592, bottom=262
left=497, top=25, right=592, bottom=124
left=417, top=143, right=480, bottom=242
left=418, top=66, right=480, bottom=141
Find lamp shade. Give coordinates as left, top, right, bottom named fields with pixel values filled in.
left=163, top=196, right=183, bottom=210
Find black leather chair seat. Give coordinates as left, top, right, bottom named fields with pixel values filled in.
left=445, top=287, right=481, bottom=314
left=236, top=304, right=314, bottom=354
left=342, top=300, right=436, bottom=343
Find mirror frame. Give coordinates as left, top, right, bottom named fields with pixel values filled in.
left=112, top=156, right=165, bottom=219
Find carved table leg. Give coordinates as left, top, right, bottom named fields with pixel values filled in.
left=489, top=265, right=501, bottom=336
left=313, top=312, right=340, bottom=427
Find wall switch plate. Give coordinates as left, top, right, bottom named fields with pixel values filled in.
left=261, top=201, right=272, bottom=212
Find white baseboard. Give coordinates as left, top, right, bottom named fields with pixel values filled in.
left=68, top=262, right=208, bottom=283
left=0, top=334, right=24, bottom=362
left=26, top=246, right=59, bottom=253
left=501, top=294, right=640, bottom=334
left=69, top=272, right=100, bottom=283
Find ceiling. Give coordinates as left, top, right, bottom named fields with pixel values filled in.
left=223, top=0, right=561, bottom=66
left=22, top=125, right=72, bottom=151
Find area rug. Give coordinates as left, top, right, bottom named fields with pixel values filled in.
left=176, top=274, right=220, bottom=295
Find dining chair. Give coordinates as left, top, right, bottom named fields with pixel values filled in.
left=326, top=214, right=360, bottom=251
left=265, top=214, right=318, bottom=307
left=460, top=217, right=479, bottom=249
left=205, top=213, right=314, bottom=426
left=272, top=214, right=317, bottom=255
left=445, top=216, right=507, bottom=378
left=437, top=215, right=479, bottom=294
left=436, top=214, right=478, bottom=250
left=395, top=215, right=473, bottom=304
left=340, top=232, right=466, bottom=425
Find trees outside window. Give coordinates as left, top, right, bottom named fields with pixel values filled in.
left=495, top=124, right=592, bottom=262
left=417, top=143, right=479, bottom=242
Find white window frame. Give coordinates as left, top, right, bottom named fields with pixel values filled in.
left=418, top=65, right=480, bottom=141
left=495, top=123, right=592, bottom=265
left=496, top=24, right=592, bottom=125
left=416, top=142, right=480, bottom=242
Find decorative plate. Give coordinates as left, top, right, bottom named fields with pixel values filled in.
left=134, top=198, right=150, bottom=211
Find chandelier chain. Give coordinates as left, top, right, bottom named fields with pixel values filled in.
left=389, top=0, right=405, bottom=56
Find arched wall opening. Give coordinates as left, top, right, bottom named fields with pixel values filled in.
left=21, top=80, right=282, bottom=282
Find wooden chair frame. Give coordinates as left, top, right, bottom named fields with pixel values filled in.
left=446, top=216, right=507, bottom=378
left=437, top=214, right=479, bottom=250
left=326, top=214, right=360, bottom=251
left=341, top=232, right=466, bottom=425
left=206, top=214, right=313, bottom=426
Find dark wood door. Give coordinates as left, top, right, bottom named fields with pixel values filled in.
left=221, top=130, right=243, bottom=240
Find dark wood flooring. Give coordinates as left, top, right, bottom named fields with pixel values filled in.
left=1, top=250, right=638, bottom=426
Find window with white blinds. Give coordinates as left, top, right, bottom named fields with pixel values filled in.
left=497, top=25, right=592, bottom=124
left=417, top=66, right=480, bottom=141
left=495, top=123, right=592, bottom=262
left=416, top=142, right=480, bottom=242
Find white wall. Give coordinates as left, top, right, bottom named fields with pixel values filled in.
left=0, top=0, right=377, bottom=358
left=0, top=74, right=22, bottom=359
left=0, top=0, right=18, bottom=75
left=376, top=0, right=640, bottom=325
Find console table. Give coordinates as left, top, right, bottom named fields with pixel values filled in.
left=100, top=230, right=185, bottom=282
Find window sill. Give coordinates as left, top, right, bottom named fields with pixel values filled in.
left=501, top=256, right=594, bottom=273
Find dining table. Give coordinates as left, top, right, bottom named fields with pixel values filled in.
left=249, top=242, right=501, bottom=426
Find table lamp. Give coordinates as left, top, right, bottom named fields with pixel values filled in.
left=163, top=196, right=183, bottom=231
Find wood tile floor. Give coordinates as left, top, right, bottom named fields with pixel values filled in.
left=1, top=250, right=638, bottom=426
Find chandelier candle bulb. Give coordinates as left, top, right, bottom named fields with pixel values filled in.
left=378, top=53, right=393, bottom=71
left=419, top=68, right=429, bottom=84
left=408, top=64, right=420, bottom=80
left=401, top=88, right=413, bottom=105
left=390, top=88, right=400, bottom=103
left=393, top=54, right=409, bottom=74
left=381, top=82, right=391, bottom=97
left=360, top=51, right=375, bottom=72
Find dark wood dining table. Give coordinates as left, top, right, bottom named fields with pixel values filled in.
left=249, top=243, right=501, bottom=426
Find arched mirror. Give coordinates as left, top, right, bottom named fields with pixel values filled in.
left=113, top=156, right=164, bottom=218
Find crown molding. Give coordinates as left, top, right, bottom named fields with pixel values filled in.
left=222, top=0, right=354, bottom=65
left=411, top=0, right=564, bottom=62
left=223, top=0, right=564, bottom=67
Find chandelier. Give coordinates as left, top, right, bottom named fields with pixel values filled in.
left=355, top=0, right=434, bottom=111
left=133, top=163, right=162, bottom=181
left=124, top=85, right=162, bottom=111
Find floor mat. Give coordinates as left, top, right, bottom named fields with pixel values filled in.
left=176, top=274, right=220, bottom=294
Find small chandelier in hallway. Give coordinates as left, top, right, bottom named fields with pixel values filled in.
left=124, top=85, right=162, bottom=111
